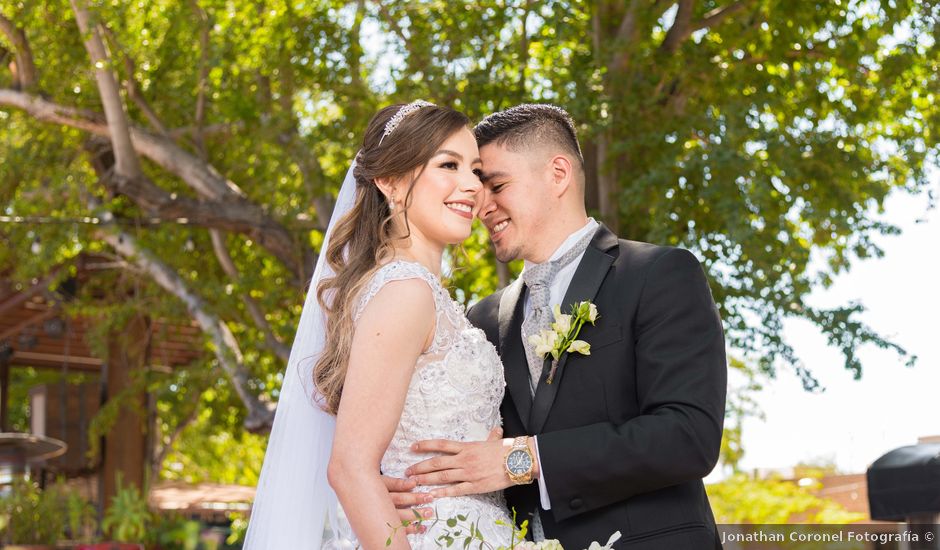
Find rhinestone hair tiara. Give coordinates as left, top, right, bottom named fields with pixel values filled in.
left=379, top=100, right=435, bottom=144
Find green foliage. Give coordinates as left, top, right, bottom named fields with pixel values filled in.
left=157, top=381, right=268, bottom=486
left=0, top=478, right=94, bottom=545
left=718, top=357, right=768, bottom=472
left=3, top=368, right=95, bottom=434
left=101, top=473, right=152, bottom=542
left=225, top=512, right=249, bottom=546
left=64, top=487, right=97, bottom=543
left=707, top=472, right=866, bottom=524
left=151, top=512, right=203, bottom=550
left=2, top=0, right=938, bottom=483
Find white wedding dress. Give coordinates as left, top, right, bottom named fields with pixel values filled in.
left=329, top=259, right=514, bottom=549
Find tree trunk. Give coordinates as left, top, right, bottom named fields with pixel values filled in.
left=595, top=130, right=619, bottom=233
left=101, top=313, right=150, bottom=507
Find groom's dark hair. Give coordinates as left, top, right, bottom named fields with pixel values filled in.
left=474, top=104, right=584, bottom=168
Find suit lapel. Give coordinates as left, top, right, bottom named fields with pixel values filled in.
left=498, top=277, right=532, bottom=431
left=528, top=225, right=619, bottom=434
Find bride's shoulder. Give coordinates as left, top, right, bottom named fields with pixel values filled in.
left=367, top=259, right=440, bottom=294
left=374, top=258, right=436, bottom=281
left=354, top=260, right=439, bottom=322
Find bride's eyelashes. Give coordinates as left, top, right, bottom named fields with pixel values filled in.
left=439, top=160, right=484, bottom=183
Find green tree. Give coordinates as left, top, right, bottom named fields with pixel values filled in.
left=1, top=0, right=937, bottom=483
left=707, top=471, right=865, bottom=523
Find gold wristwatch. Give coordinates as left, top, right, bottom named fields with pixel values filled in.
left=504, top=436, right=535, bottom=485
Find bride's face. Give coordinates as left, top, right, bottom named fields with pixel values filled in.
left=398, top=127, right=483, bottom=247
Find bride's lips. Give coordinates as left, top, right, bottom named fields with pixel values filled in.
left=445, top=200, right=474, bottom=220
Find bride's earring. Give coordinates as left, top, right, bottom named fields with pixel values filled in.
left=388, top=195, right=396, bottom=212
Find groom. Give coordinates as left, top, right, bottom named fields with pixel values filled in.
left=394, top=104, right=727, bottom=548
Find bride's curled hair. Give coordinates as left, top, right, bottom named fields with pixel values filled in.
left=314, top=103, right=470, bottom=414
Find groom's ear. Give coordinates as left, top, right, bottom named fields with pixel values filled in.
left=549, top=154, right=575, bottom=197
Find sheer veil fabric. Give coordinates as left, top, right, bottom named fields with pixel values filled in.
left=243, top=162, right=359, bottom=549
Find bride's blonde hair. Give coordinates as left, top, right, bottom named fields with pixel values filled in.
left=314, top=103, right=470, bottom=415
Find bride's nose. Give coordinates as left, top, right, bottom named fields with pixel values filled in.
left=459, top=172, right=483, bottom=196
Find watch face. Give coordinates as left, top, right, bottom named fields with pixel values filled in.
left=507, top=449, right=533, bottom=475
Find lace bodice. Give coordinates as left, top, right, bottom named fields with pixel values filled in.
left=348, top=260, right=513, bottom=548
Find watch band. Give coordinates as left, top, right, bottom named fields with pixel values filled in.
left=505, top=436, right=535, bottom=485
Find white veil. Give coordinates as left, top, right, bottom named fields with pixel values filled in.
left=243, top=161, right=360, bottom=550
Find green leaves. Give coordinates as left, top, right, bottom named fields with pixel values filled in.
left=1, top=0, right=936, bottom=483
left=101, top=472, right=152, bottom=542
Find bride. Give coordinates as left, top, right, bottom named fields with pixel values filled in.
left=243, top=101, right=515, bottom=549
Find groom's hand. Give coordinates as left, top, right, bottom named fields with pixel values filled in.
left=381, top=475, right=433, bottom=534
left=406, top=427, right=537, bottom=498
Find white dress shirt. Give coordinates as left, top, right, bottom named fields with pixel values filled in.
left=522, top=218, right=600, bottom=511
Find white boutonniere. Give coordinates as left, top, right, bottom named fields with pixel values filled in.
left=527, top=300, right=599, bottom=384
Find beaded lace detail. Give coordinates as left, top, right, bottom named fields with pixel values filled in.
left=351, top=260, right=512, bottom=548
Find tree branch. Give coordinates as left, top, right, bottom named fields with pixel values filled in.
left=0, top=12, right=37, bottom=90
left=517, top=0, right=532, bottom=98
left=0, top=87, right=238, bottom=201
left=81, top=137, right=274, bottom=234
left=209, top=229, right=291, bottom=362
left=93, top=202, right=274, bottom=431
left=189, top=0, right=211, bottom=158
left=376, top=3, right=409, bottom=44
left=609, top=0, right=642, bottom=72
left=740, top=46, right=830, bottom=65
left=659, top=0, right=695, bottom=55
left=168, top=121, right=242, bottom=140
left=349, top=0, right=366, bottom=92
left=69, top=0, right=142, bottom=179
left=151, top=403, right=200, bottom=482
left=660, top=0, right=753, bottom=55
left=376, top=4, right=429, bottom=76
left=691, top=0, right=751, bottom=32
left=99, top=25, right=169, bottom=137
left=0, top=89, right=308, bottom=280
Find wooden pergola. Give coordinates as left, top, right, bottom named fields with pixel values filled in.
left=0, top=255, right=206, bottom=508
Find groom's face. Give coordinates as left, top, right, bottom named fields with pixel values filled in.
left=478, top=142, right=554, bottom=263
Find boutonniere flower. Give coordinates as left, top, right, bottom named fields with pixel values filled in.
left=528, top=300, right=599, bottom=384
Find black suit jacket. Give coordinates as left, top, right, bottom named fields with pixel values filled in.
left=467, top=225, right=727, bottom=549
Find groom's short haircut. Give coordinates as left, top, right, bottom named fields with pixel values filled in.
left=474, top=104, right=584, bottom=169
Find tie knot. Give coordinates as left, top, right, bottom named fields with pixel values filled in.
left=522, top=262, right=558, bottom=289
left=521, top=228, right=596, bottom=291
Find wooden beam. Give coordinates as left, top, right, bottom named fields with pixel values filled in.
left=8, top=351, right=175, bottom=373
left=1, top=354, right=10, bottom=432
left=11, top=350, right=103, bottom=368
left=0, top=273, right=57, bottom=318
left=0, top=306, right=59, bottom=341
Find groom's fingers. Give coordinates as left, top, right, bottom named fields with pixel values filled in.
left=411, top=438, right=466, bottom=454
left=406, top=452, right=463, bottom=477
left=487, top=426, right=504, bottom=440
left=428, top=481, right=475, bottom=499
left=410, top=468, right=470, bottom=487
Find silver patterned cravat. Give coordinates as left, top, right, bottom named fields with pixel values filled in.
left=520, top=230, right=595, bottom=393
